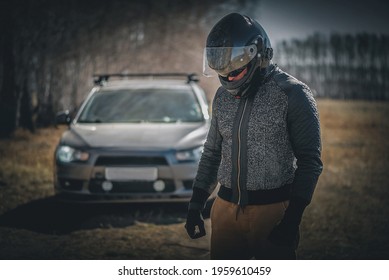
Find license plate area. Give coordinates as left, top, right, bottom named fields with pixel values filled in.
left=105, top=167, right=158, bottom=181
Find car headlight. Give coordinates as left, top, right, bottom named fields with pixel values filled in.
left=176, top=146, right=203, bottom=162
left=56, top=145, right=89, bottom=163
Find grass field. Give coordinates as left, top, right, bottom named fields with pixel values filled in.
left=0, top=99, right=388, bottom=259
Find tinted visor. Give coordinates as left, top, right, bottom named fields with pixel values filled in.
left=203, top=45, right=257, bottom=77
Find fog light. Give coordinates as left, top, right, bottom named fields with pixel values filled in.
left=153, top=180, right=165, bottom=192
left=102, top=181, right=113, bottom=192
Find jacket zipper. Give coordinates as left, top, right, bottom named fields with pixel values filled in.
left=236, top=98, right=249, bottom=206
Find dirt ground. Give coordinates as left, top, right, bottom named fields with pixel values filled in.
left=0, top=99, right=388, bottom=260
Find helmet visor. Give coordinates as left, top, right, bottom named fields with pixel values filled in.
left=203, top=45, right=257, bottom=77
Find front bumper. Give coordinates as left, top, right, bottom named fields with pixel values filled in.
left=54, top=151, right=198, bottom=202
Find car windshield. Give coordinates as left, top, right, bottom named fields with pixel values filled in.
left=77, top=87, right=204, bottom=123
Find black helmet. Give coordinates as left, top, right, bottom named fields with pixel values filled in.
left=203, top=13, right=273, bottom=97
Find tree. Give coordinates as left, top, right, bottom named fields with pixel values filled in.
left=0, top=1, right=17, bottom=137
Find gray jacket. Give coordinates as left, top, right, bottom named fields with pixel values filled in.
left=190, top=65, right=323, bottom=209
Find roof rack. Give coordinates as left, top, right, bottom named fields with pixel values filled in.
left=93, top=73, right=199, bottom=85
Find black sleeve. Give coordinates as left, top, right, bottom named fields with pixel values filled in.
left=188, top=88, right=223, bottom=210
left=286, top=83, right=323, bottom=205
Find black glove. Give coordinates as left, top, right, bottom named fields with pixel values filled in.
left=185, top=187, right=210, bottom=239
left=185, top=209, right=206, bottom=239
left=268, top=220, right=300, bottom=248
left=268, top=198, right=307, bottom=248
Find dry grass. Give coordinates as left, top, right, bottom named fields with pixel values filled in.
left=0, top=127, right=66, bottom=215
left=0, top=99, right=388, bottom=259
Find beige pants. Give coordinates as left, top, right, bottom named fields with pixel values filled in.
left=210, top=196, right=296, bottom=260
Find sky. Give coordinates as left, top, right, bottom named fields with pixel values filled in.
left=256, top=0, right=389, bottom=44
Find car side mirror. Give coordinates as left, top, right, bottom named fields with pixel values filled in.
left=56, top=110, right=72, bottom=125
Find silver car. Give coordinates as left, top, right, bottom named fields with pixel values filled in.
left=54, top=73, right=210, bottom=202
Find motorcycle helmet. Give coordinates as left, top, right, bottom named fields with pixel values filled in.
left=203, top=13, right=273, bottom=97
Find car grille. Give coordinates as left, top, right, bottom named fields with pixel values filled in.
left=94, top=156, right=168, bottom=166
left=88, top=179, right=175, bottom=193
left=59, top=179, right=84, bottom=191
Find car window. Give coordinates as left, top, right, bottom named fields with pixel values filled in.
left=77, top=88, right=204, bottom=123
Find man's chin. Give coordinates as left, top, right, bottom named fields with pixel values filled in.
left=228, top=67, right=248, bottom=81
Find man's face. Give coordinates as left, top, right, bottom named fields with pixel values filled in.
left=227, top=66, right=248, bottom=81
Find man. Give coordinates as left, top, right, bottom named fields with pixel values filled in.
left=185, top=13, right=323, bottom=260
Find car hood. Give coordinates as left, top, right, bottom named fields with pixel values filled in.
left=61, top=122, right=209, bottom=150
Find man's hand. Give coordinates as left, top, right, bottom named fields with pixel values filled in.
left=185, top=209, right=206, bottom=239
left=268, top=220, right=299, bottom=248
left=268, top=198, right=307, bottom=248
